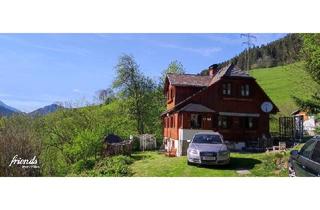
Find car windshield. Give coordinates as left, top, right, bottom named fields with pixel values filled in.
left=192, top=134, right=222, bottom=144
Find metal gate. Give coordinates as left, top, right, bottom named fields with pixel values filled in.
left=279, top=116, right=303, bottom=142
left=294, top=115, right=304, bottom=140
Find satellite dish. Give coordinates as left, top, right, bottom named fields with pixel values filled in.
left=261, top=102, right=273, bottom=113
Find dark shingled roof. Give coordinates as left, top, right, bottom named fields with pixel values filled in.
left=209, top=64, right=250, bottom=85
left=167, top=74, right=212, bottom=87
left=177, top=103, right=215, bottom=113
left=167, top=64, right=251, bottom=87
left=224, top=64, right=250, bottom=77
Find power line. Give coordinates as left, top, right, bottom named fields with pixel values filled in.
left=240, top=33, right=257, bottom=72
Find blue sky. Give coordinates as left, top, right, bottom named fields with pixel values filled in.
left=0, top=33, right=286, bottom=112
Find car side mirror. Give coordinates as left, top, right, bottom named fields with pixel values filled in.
left=290, top=150, right=299, bottom=156
left=187, top=139, right=191, bottom=143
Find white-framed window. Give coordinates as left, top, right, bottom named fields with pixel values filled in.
left=222, top=83, right=232, bottom=96
left=241, top=84, right=250, bottom=96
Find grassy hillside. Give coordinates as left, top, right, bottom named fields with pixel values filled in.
left=251, top=62, right=318, bottom=116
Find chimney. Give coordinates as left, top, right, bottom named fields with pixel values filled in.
left=208, top=64, right=219, bottom=77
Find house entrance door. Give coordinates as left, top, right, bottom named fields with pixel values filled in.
left=233, top=117, right=245, bottom=141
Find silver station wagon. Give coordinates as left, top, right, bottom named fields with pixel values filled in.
left=187, top=132, right=230, bottom=166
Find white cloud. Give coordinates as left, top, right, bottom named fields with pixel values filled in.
left=72, top=89, right=92, bottom=95
left=97, top=34, right=222, bottom=57
left=205, top=34, right=244, bottom=45
left=0, top=35, right=91, bottom=56
left=204, top=33, right=287, bottom=48
left=154, top=42, right=221, bottom=57
left=181, top=46, right=222, bottom=57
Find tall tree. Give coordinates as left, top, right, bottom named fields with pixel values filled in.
left=96, top=88, right=115, bottom=105
left=294, top=34, right=320, bottom=113
left=160, top=60, right=186, bottom=87
left=113, top=54, right=155, bottom=134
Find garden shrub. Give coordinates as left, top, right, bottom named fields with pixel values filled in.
left=83, top=155, right=133, bottom=177
left=72, top=159, right=96, bottom=174
left=259, top=152, right=289, bottom=176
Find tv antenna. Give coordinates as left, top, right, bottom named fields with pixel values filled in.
left=241, top=33, right=257, bottom=72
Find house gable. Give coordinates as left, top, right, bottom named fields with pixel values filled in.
left=163, top=64, right=279, bottom=115
left=164, top=74, right=206, bottom=110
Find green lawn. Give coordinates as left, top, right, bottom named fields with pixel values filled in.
left=129, top=151, right=290, bottom=177
left=250, top=62, right=318, bottom=116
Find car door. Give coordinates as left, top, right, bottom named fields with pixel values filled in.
left=307, top=141, right=320, bottom=177
left=293, top=140, right=317, bottom=176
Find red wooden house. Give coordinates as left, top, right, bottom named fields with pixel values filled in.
left=162, top=64, right=279, bottom=156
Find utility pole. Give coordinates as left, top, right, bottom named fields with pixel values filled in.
left=241, top=33, right=256, bottom=72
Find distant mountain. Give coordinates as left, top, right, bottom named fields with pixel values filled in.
left=0, top=100, right=21, bottom=117
left=29, top=104, right=63, bottom=117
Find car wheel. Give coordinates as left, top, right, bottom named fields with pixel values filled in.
left=187, top=160, right=192, bottom=166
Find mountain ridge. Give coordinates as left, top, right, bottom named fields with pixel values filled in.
left=28, top=104, right=63, bottom=116
left=0, top=100, right=21, bottom=117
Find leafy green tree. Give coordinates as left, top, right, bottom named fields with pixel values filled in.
left=294, top=34, right=320, bottom=113
left=302, top=34, right=320, bottom=84
left=147, top=60, right=186, bottom=139
left=160, top=60, right=186, bottom=87
left=113, top=54, right=155, bottom=134
left=96, top=88, right=115, bottom=105
left=143, top=86, right=166, bottom=140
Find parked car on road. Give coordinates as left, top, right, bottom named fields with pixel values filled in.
left=289, top=136, right=320, bottom=177
left=187, top=132, right=230, bottom=166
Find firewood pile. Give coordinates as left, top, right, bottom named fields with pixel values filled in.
left=102, top=134, right=133, bottom=156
